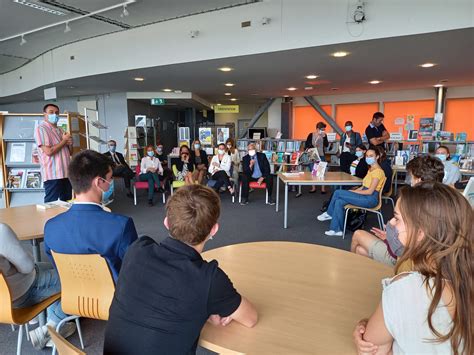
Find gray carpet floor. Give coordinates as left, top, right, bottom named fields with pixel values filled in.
left=0, top=182, right=394, bottom=355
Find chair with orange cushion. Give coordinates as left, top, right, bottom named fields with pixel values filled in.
left=239, top=181, right=269, bottom=204
left=132, top=165, right=166, bottom=205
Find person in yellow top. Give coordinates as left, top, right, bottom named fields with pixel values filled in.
left=317, top=147, right=386, bottom=236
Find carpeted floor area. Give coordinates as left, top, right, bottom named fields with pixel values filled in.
left=0, top=182, right=394, bottom=355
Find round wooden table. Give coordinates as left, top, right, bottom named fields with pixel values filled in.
left=200, top=242, right=392, bottom=354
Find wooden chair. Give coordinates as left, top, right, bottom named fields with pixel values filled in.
left=133, top=165, right=166, bottom=205
left=47, top=326, right=85, bottom=355
left=51, top=252, right=115, bottom=355
left=342, top=176, right=387, bottom=239
left=382, top=170, right=397, bottom=209
left=0, top=273, right=60, bottom=355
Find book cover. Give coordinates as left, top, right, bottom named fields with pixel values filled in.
left=456, top=132, right=467, bottom=142
left=419, top=118, right=434, bottom=140
left=31, top=143, right=40, bottom=164
left=7, top=169, right=25, bottom=188
left=277, top=141, right=285, bottom=152
left=25, top=169, right=42, bottom=189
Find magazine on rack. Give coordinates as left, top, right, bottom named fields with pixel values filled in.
left=7, top=169, right=25, bottom=188
left=25, top=169, right=42, bottom=189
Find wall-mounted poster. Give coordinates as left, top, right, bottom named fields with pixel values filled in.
left=199, top=127, right=212, bottom=146
left=216, top=127, right=229, bottom=144
left=419, top=117, right=434, bottom=140
left=408, top=130, right=418, bottom=141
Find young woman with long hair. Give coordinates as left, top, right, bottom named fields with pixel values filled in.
left=354, top=182, right=473, bottom=355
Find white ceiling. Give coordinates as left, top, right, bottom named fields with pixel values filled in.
left=0, top=28, right=472, bottom=105
left=0, top=0, right=259, bottom=73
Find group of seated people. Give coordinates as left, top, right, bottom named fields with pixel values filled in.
left=0, top=148, right=472, bottom=354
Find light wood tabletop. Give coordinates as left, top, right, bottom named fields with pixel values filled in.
left=278, top=171, right=362, bottom=184
left=0, top=205, right=66, bottom=240
left=200, top=242, right=392, bottom=355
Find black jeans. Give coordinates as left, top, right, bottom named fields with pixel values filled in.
left=113, top=165, right=135, bottom=189
left=211, top=170, right=232, bottom=190
left=240, top=174, right=273, bottom=199
left=44, top=178, right=72, bottom=203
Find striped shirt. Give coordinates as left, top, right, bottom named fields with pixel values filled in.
left=34, top=121, right=71, bottom=182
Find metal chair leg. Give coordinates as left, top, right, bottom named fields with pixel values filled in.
left=265, top=189, right=269, bottom=204
left=162, top=192, right=166, bottom=204
left=17, top=324, right=23, bottom=355
left=11, top=324, right=15, bottom=331
left=75, top=317, right=84, bottom=349
left=24, top=323, right=29, bottom=341
left=342, top=208, right=350, bottom=239
left=133, top=186, right=137, bottom=206
left=378, top=212, right=385, bottom=230
left=238, top=183, right=242, bottom=203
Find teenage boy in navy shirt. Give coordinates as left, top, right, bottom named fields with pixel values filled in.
left=104, top=185, right=258, bottom=354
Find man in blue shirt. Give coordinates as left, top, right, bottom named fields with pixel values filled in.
left=240, top=143, right=275, bottom=205
left=44, top=150, right=138, bottom=281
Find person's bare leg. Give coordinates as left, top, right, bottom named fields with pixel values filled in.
left=355, top=245, right=369, bottom=257
left=198, top=169, right=205, bottom=184
left=351, top=229, right=380, bottom=257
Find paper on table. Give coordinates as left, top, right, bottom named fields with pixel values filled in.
left=10, top=142, right=26, bottom=162
left=282, top=172, right=304, bottom=177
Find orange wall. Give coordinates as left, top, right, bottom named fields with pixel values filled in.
left=383, top=100, right=435, bottom=138
left=445, top=98, right=474, bottom=140
left=293, top=105, right=332, bottom=139
left=335, top=103, right=379, bottom=135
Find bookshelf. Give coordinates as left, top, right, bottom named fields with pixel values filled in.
left=124, top=126, right=139, bottom=169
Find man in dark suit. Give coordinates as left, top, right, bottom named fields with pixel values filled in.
left=103, top=139, right=134, bottom=198
left=44, top=150, right=138, bottom=282
left=240, top=143, right=275, bottom=205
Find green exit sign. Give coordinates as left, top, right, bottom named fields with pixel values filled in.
left=151, top=98, right=166, bottom=105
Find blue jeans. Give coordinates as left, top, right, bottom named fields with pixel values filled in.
left=139, top=172, right=161, bottom=200
left=13, top=263, right=67, bottom=324
left=327, top=189, right=378, bottom=232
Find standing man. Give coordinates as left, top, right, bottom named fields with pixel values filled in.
left=104, top=140, right=135, bottom=198
left=365, top=112, right=390, bottom=149
left=34, top=104, right=73, bottom=203
left=240, top=143, right=275, bottom=205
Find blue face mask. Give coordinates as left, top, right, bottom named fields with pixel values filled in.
left=194, top=144, right=201, bottom=150
left=365, top=157, right=376, bottom=165
left=355, top=151, right=364, bottom=158
left=47, top=114, right=60, bottom=125
left=108, top=145, right=116, bottom=153
left=435, top=154, right=447, bottom=162
left=345, top=126, right=352, bottom=132
left=385, top=223, right=405, bottom=257
left=156, top=147, right=163, bottom=154
left=100, top=179, right=114, bottom=204
left=147, top=151, right=155, bottom=157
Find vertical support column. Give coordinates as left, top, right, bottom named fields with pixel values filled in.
left=184, top=108, right=196, bottom=142
left=280, top=98, right=293, bottom=139
left=434, top=87, right=447, bottom=131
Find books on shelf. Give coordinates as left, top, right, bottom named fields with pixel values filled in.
left=7, top=169, right=25, bottom=188
left=25, top=169, right=42, bottom=189
left=277, top=141, right=285, bottom=152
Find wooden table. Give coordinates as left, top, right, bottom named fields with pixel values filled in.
left=200, top=242, right=392, bottom=354
left=275, top=172, right=362, bottom=228
left=0, top=205, right=66, bottom=261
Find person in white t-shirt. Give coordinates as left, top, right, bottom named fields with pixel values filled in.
left=208, top=143, right=234, bottom=196
left=139, top=145, right=164, bottom=206
left=435, top=145, right=461, bottom=186
left=353, top=182, right=472, bottom=355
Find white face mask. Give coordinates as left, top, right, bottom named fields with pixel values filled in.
left=218, top=149, right=225, bottom=155
left=227, top=144, right=232, bottom=149
left=248, top=150, right=256, bottom=157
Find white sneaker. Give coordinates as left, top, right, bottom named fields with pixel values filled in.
left=325, top=230, right=343, bottom=237
left=45, top=322, right=77, bottom=348
left=317, top=212, right=332, bottom=221
left=29, top=325, right=49, bottom=350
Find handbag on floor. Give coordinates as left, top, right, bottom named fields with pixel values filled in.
left=346, top=209, right=367, bottom=232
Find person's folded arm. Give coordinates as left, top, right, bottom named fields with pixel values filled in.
left=227, top=296, right=258, bottom=328
left=353, top=178, right=379, bottom=195
left=363, top=302, right=393, bottom=355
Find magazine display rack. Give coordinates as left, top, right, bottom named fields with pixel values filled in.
left=0, top=112, right=85, bottom=207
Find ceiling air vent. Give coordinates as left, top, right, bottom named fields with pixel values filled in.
left=13, top=0, right=69, bottom=16
left=241, top=21, right=251, bottom=28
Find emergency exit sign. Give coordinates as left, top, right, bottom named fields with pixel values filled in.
left=151, top=98, right=166, bottom=105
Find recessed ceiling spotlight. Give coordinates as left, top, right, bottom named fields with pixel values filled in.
left=219, top=67, right=233, bottom=72
left=174, top=90, right=182, bottom=93
left=305, top=74, right=318, bottom=79
left=420, top=63, right=436, bottom=68
left=163, top=88, right=173, bottom=92
left=230, top=98, right=238, bottom=101
left=434, top=84, right=443, bottom=88
left=332, top=51, right=349, bottom=57
left=369, top=80, right=382, bottom=85
left=283, top=95, right=289, bottom=97
left=216, top=103, right=222, bottom=106
left=287, top=87, right=297, bottom=91
left=331, top=87, right=339, bottom=91
left=133, top=77, right=144, bottom=81
left=304, top=86, right=313, bottom=90
left=224, top=93, right=232, bottom=96
left=224, top=83, right=235, bottom=87
left=251, top=93, right=259, bottom=96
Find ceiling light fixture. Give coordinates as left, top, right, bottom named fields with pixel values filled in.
left=216, top=103, right=222, bottom=106
left=20, top=35, right=26, bottom=46
left=219, top=67, right=233, bottom=72
left=224, top=93, right=232, bottom=96
left=369, top=80, right=381, bottom=85
left=64, top=22, right=71, bottom=33
left=230, top=98, right=238, bottom=101
left=332, top=51, right=349, bottom=57
left=1, top=0, right=136, bottom=44
left=163, top=88, right=173, bottom=92
left=434, top=84, right=443, bottom=88
left=224, top=83, right=235, bottom=87
left=134, top=77, right=144, bottom=81
left=287, top=87, right=297, bottom=91
left=305, top=74, right=318, bottom=79
left=420, top=63, right=436, bottom=68
left=13, top=0, right=68, bottom=16
left=304, top=86, right=313, bottom=90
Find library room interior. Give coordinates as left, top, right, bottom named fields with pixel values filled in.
left=0, top=1, right=473, bottom=355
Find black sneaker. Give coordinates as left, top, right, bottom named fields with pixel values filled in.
left=240, top=199, right=249, bottom=205
left=268, top=199, right=276, bottom=205
left=126, top=192, right=133, bottom=198
left=148, top=199, right=154, bottom=206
